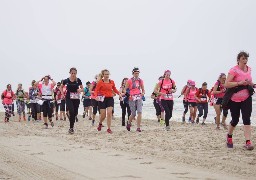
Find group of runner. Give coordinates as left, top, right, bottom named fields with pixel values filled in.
left=1, top=52, right=256, bottom=150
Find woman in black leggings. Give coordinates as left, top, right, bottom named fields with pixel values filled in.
left=119, top=78, right=131, bottom=126
left=61, top=67, right=83, bottom=134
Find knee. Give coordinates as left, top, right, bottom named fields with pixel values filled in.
left=230, top=119, right=239, bottom=127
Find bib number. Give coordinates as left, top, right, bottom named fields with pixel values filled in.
left=57, top=100, right=62, bottom=104
left=164, top=94, right=173, bottom=99
left=200, top=98, right=207, bottom=101
left=70, top=92, right=80, bottom=99
left=132, top=94, right=141, bottom=101
left=97, top=96, right=105, bottom=102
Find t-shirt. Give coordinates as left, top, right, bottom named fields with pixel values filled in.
left=29, top=87, right=40, bottom=103
left=127, top=78, right=144, bottom=96
left=94, top=80, right=119, bottom=98
left=158, top=79, right=175, bottom=100
left=195, top=88, right=211, bottom=103
left=90, top=81, right=97, bottom=99
left=83, top=87, right=91, bottom=98
left=62, top=78, right=82, bottom=100
left=16, top=89, right=25, bottom=101
left=2, top=90, right=14, bottom=105
left=229, top=65, right=252, bottom=102
left=38, top=83, right=54, bottom=100
left=214, top=81, right=225, bottom=98
left=187, top=88, right=197, bottom=103
left=54, top=87, right=62, bottom=100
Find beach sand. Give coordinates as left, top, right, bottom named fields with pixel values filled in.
left=0, top=112, right=255, bottom=180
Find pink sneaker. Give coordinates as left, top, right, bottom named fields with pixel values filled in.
left=226, top=135, right=233, bottom=148
left=107, top=129, right=113, bottom=134
left=244, top=141, right=254, bottom=151
left=97, top=124, right=102, bottom=131
left=136, top=128, right=142, bottom=132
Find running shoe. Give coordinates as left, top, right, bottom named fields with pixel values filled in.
left=28, top=116, right=31, bottom=121
left=126, top=122, right=131, bottom=131
left=244, top=141, right=254, bottom=151
left=160, top=119, right=165, bottom=125
left=43, top=123, right=48, bottom=129
left=82, top=113, right=85, bottom=118
left=136, top=128, right=142, bottom=132
left=56, top=117, right=58, bottom=121
left=196, top=117, right=199, bottom=124
left=201, top=122, right=206, bottom=125
left=107, top=128, right=113, bottom=134
left=182, top=116, right=185, bottom=123
left=97, top=123, right=102, bottom=131
left=89, top=117, right=92, bottom=120
left=68, top=128, right=74, bottom=134
left=226, top=135, right=233, bottom=148
left=188, top=117, right=191, bottom=123
left=92, top=120, right=95, bottom=126
left=165, top=126, right=170, bottom=131
left=50, top=121, right=54, bottom=127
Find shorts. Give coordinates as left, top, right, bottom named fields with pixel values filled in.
left=83, top=99, right=92, bottom=108
left=188, top=102, right=197, bottom=107
left=98, top=97, right=114, bottom=109
left=215, top=98, right=223, bottom=105
left=129, top=99, right=143, bottom=117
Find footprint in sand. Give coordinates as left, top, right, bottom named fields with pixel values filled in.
left=109, top=154, right=123, bottom=157
left=30, top=152, right=44, bottom=155
left=170, top=172, right=190, bottom=176
left=156, top=167, right=166, bottom=170
left=140, top=162, right=153, bottom=165
left=130, top=157, right=143, bottom=160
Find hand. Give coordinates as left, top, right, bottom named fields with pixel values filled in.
left=96, top=96, right=100, bottom=101
left=238, top=80, right=249, bottom=86
left=77, top=89, right=82, bottom=93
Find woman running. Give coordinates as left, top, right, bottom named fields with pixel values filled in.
left=82, top=81, right=92, bottom=120
left=154, top=70, right=176, bottom=131
left=28, top=80, right=41, bottom=121
left=61, top=68, right=83, bottom=134
left=119, top=78, right=131, bottom=126
left=185, top=81, right=197, bottom=123
left=181, top=80, right=192, bottom=123
left=125, top=67, right=145, bottom=132
left=225, top=51, right=255, bottom=150
left=16, top=83, right=26, bottom=121
left=54, top=82, right=62, bottom=120
left=212, top=73, right=228, bottom=129
left=151, top=76, right=164, bottom=124
left=195, top=82, right=211, bottom=125
left=1, top=84, right=15, bottom=122
left=60, top=80, right=67, bottom=121
left=36, top=75, right=56, bottom=128
left=90, top=74, right=101, bottom=126
left=94, top=69, right=121, bottom=134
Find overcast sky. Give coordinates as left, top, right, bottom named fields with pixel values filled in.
left=0, top=0, right=255, bottom=94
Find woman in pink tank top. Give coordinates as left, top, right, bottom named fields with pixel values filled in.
left=185, top=81, right=197, bottom=123
left=225, top=51, right=255, bottom=150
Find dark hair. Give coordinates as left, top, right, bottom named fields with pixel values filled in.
left=202, top=82, right=207, bottom=86
left=70, top=67, right=77, bottom=73
left=132, top=67, right=140, bottom=74
left=237, top=51, right=249, bottom=62
left=7, top=84, right=11, bottom=88
left=86, top=81, right=91, bottom=85
left=32, top=80, right=36, bottom=86
left=57, top=82, right=61, bottom=85
left=121, top=78, right=128, bottom=87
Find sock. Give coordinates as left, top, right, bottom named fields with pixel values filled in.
left=228, top=134, right=232, bottom=138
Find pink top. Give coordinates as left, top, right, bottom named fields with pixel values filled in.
left=214, top=81, right=225, bottom=98
left=158, top=79, right=175, bottom=100
left=2, top=90, right=14, bottom=105
left=90, top=81, right=97, bottom=99
left=127, top=78, right=144, bottom=96
left=187, top=88, right=197, bottom=103
left=229, top=65, right=252, bottom=102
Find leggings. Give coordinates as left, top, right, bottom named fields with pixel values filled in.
left=161, top=100, right=174, bottom=126
left=30, top=103, right=38, bottom=120
left=153, top=99, right=161, bottom=116
left=3, top=104, right=12, bottom=119
left=66, top=99, right=80, bottom=129
left=120, top=101, right=131, bottom=123
left=42, top=100, right=53, bottom=118
left=92, top=99, right=100, bottom=115
left=229, top=97, right=252, bottom=127
left=17, top=100, right=25, bottom=116
left=197, top=103, right=208, bottom=119
left=183, top=100, right=189, bottom=114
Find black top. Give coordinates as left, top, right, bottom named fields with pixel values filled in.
left=63, top=78, right=82, bottom=99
